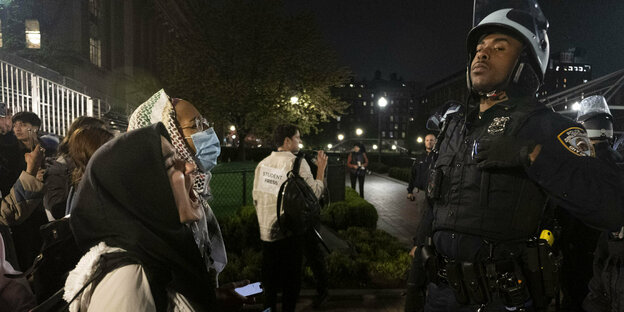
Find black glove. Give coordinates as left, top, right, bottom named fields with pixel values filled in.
left=474, top=136, right=535, bottom=169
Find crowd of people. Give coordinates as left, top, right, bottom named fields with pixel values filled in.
left=2, top=2, right=624, bottom=312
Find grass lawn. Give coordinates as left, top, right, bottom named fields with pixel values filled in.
left=209, top=161, right=258, bottom=218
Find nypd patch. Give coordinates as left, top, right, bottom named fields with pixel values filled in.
left=557, top=127, right=595, bottom=157
left=487, top=116, right=510, bottom=135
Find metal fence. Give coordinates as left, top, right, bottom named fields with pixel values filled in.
left=0, top=59, right=103, bottom=137
left=208, top=169, right=255, bottom=218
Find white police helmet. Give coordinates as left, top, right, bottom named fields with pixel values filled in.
left=576, top=95, right=614, bottom=140
left=467, top=0, right=550, bottom=93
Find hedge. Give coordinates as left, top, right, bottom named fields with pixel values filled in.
left=388, top=167, right=411, bottom=183
left=321, top=188, right=378, bottom=231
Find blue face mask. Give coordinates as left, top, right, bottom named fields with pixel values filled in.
left=190, top=128, right=221, bottom=172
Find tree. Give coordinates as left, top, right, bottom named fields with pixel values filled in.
left=158, top=0, right=350, bottom=160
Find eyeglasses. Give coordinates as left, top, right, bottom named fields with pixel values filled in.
left=179, top=116, right=211, bottom=132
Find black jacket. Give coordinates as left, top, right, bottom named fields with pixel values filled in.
left=427, top=96, right=624, bottom=261
left=407, top=151, right=434, bottom=193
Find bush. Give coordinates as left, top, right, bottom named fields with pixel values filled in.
left=218, top=205, right=263, bottom=284
left=388, top=167, right=411, bottom=183
left=321, top=188, right=378, bottom=231
left=367, top=162, right=389, bottom=174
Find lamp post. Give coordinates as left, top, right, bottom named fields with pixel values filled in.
left=377, top=97, right=388, bottom=162
left=355, top=128, right=363, bottom=137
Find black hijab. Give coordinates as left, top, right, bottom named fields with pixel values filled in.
left=70, top=123, right=215, bottom=310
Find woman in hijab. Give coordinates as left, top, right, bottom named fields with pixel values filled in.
left=63, top=123, right=248, bottom=311
left=127, top=90, right=226, bottom=281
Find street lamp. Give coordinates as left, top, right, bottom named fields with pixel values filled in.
left=355, top=128, right=363, bottom=136
left=327, top=143, right=333, bottom=149
left=417, top=136, right=423, bottom=143
left=377, top=97, right=388, bottom=162
left=230, top=125, right=236, bottom=131
left=337, top=134, right=344, bottom=141
left=372, top=144, right=378, bottom=150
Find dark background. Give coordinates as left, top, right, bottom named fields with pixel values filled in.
left=287, top=0, right=624, bottom=85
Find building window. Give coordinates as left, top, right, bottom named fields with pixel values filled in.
left=381, top=131, right=386, bottom=138
left=90, top=38, right=102, bottom=67
left=358, top=94, right=362, bottom=98
left=394, top=124, right=399, bottom=130
left=89, top=0, right=101, bottom=18
left=25, top=19, right=41, bottom=49
left=402, top=132, right=406, bottom=138
left=370, top=108, right=374, bottom=115
left=389, top=115, right=394, bottom=122
left=389, top=132, right=394, bottom=138
left=363, top=101, right=367, bottom=106
left=0, top=19, right=3, bottom=48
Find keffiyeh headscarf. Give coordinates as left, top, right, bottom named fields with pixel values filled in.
left=128, top=89, right=227, bottom=276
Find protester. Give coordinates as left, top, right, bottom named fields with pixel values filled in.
left=127, top=89, right=227, bottom=284
left=347, top=142, right=368, bottom=197
left=43, top=116, right=107, bottom=220
left=252, top=124, right=327, bottom=312
left=64, top=123, right=251, bottom=311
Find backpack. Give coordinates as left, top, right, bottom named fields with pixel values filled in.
left=276, top=153, right=321, bottom=235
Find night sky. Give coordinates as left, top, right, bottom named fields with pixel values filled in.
left=287, top=0, right=624, bottom=87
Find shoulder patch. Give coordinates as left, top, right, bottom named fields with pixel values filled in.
left=557, top=127, right=595, bottom=157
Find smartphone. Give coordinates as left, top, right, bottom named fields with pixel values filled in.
left=234, top=282, right=263, bottom=297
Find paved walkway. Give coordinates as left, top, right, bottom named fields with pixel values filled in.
left=346, top=173, right=427, bottom=247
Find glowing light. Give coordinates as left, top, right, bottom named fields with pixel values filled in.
left=372, top=144, right=378, bottom=150
left=229, top=125, right=236, bottom=131
left=572, top=102, right=581, bottom=111
left=327, top=144, right=333, bottom=149
left=377, top=97, right=388, bottom=108
left=391, top=145, right=397, bottom=150
left=417, top=137, right=423, bottom=143
left=232, top=135, right=237, bottom=139
left=337, top=134, right=344, bottom=141
left=355, top=128, right=363, bottom=136
left=290, top=96, right=299, bottom=104
left=298, top=143, right=304, bottom=149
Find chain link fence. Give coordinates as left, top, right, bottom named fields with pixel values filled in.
left=208, top=169, right=255, bottom=218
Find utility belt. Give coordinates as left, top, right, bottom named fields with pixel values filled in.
left=420, top=237, right=560, bottom=310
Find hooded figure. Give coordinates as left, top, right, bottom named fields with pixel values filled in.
left=128, top=90, right=227, bottom=279
left=64, top=123, right=216, bottom=310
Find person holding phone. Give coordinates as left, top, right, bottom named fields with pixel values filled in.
left=347, top=142, right=368, bottom=198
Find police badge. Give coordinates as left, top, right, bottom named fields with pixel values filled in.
left=557, top=127, right=595, bottom=157
left=487, top=116, right=510, bottom=135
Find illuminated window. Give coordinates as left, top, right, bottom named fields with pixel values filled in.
left=89, top=0, right=101, bottom=17
left=358, top=94, right=362, bottom=98
left=394, top=124, right=399, bottom=130
left=0, top=19, right=3, bottom=48
left=389, top=132, right=394, bottom=138
left=382, top=131, right=386, bottom=138
left=90, top=38, right=101, bottom=67
left=25, top=19, right=41, bottom=49
left=402, top=132, right=406, bottom=138
left=363, top=101, right=367, bottom=106
left=389, top=115, right=394, bottom=122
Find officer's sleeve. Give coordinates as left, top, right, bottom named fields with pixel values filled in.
left=413, top=199, right=433, bottom=246
left=526, top=123, right=624, bottom=231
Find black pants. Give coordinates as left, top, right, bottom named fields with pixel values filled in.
left=262, top=236, right=303, bottom=312
left=349, top=172, right=365, bottom=197
left=303, top=231, right=328, bottom=295
left=405, top=254, right=426, bottom=312
left=425, top=282, right=537, bottom=312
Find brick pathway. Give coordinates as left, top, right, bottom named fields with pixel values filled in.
left=346, top=173, right=426, bottom=247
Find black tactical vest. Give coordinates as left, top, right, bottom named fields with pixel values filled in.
left=432, top=99, right=549, bottom=242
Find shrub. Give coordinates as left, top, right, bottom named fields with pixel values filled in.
left=321, top=188, right=378, bottom=231
left=367, top=162, right=389, bottom=173
left=388, top=167, right=411, bottom=183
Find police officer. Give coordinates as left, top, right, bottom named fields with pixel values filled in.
left=420, top=2, right=624, bottom=311
left=579, top=96, right=624, bottom=311
left=407, top=134, right=436, bottom=201
left=557, top=95, right=613, bottom=311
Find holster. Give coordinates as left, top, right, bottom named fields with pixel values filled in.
left=426, top=167, right=443, bottom=200
left=420, top=237, right=439, bottom=284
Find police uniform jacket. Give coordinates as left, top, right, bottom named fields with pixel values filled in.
left=408, top=151, right=435, bottom=193
left=430, top=96, right=624, bottom=261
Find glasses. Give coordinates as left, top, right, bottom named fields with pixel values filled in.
left=179, top=116, right=211, bottom=132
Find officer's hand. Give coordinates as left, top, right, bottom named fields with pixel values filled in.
left=409, top=246, right=418, bottom=257
left=474, top=136, right=535, bottom=169
left=407, top=193, right=415, bottom=201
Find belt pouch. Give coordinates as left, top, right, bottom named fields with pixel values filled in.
left=446, top=260, right=469, bottom=304
left=461, top=262, right=488, bottom=304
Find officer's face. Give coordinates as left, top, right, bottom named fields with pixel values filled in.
left=424, top=135, right=436, bottom=150
left=470, top=33, right=523, bottom=93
